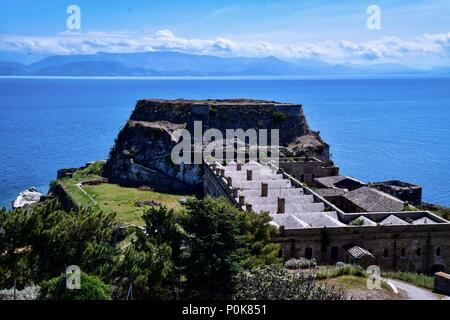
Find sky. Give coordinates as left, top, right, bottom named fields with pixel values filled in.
left=1, top=0, right=450, bottom=68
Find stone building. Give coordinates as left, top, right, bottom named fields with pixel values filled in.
left=204, top=160, right=450, bottom=274
left=370, top=180, right=422, bottom=206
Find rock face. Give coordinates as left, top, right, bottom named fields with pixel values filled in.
left=103, top=99, right=329, bottom=191
left=12, top=187, right=42, bottom=209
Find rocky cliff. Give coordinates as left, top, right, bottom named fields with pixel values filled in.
left=103, top=99, right=329, bottom=191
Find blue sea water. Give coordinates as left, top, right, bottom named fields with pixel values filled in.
left=0, top=77, right=449, bottom=207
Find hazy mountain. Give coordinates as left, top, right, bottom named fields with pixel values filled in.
left=0, top=51, right=437, bottom=77
left=0, top=61, right=29, bottom=75
left=22, top=52, right=310, bottom=76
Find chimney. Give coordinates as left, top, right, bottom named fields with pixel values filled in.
left=239, top=196, right=245, bottom=206
left=236, top=163, right=242, bottom=171
left=232, top=188, right=238, bottom=198
left=246, top=204, right=253, bottom=212
left=220, top=169, right=225, bottom=177
left=261, top=183, right=268, bottom=197
left=277, top=198, right=285, bottom=214
left=247, top=170, right=253, bottom=181
left=226, top=177, right=232, bottom=186
left=211, top=163, right=217, bottom=170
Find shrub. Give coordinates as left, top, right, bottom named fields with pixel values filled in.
left=272, top=111, right=287, bottom=122
left=350, top=218, right=364, bottom=226
left=40, top=272, right=111, bottom=300
left=233, top=265, right=346, bottom=300
left=285, top=258, right=317, bottom=270
left=315, top=264, right=365, bottom=280
left=0, top=285, right=40, bottom=300
left=382, top=271, right=434, bottom=290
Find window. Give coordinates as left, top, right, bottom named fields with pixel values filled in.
left=383, top=248, right=389, bottom=258
left=300, top=174, right=304, bottom=182
left=305, top=247, right=313, bottom=260
left=436, top=247, right=441, bottom=256
left=416, top=248, right=422, bottom=257
left=331, top=247, right=339, bottom=261
left=400, top=248, right=405, bottom=257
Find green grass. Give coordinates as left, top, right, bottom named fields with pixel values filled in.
left=382, top=271, right=434, bottom=290
left=82, top=183, right=191, bottom=226
left=57, top=161, right=104, bottom=209
left=324, top=275, right=394, bottom=292
left=57, top=161, right=193, bottom=226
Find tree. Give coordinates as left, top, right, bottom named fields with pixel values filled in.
left=40, top=272, right=111, bottom=300
left=233, top=265, right=346, bottom=300
left=239, top=210, right=281, bottom=269
left=0, top=200, right=119, bottom=288
left=113, top=206, right=185, bottom=300
left=181, top=197, right=281, bottom=299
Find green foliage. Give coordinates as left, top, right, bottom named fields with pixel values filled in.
left=181, top=197, right=281, bottom=299
left=382, top=271, right=434, bottom=290
left=209, top=106, right=218, bottom=116
left=113, top=206, right=185, bottom=299
left=315, top=264, right=366, bottom=280
left=350, top=218, right=364, bottom=226
left=233, top=265, right=346, bottom=300
left=40, top=272, right=111, bottom=300
left=0, top=285, right=40, bottom=300
left=0, top=200, right=119, bottom=289
left=272, top=111, right=287, bottom=122
left=285, top=258, right=317, bottom=270
left=182, top=197, right=247, bottom=299
left=239, top=210, right=281, bottom=269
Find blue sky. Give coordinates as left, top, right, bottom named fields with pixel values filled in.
left=1, top=0, right=450, bottom=67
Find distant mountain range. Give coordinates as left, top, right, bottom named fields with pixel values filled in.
left=0, top=51, right=448, bottom=76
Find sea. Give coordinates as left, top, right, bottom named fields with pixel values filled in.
left=0, top=76, right=449, bottom=207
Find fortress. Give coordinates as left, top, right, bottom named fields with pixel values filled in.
left=103, top=99, right=450, bottom=274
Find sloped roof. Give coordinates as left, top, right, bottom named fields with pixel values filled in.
left=380, top=215, right=409, bottom=226
left=344, top=186, right=405, bottom=212
left=315, top=188, right=346, bottom=197
left=314, top=176, right=350, bottom=188
left=412, top=217, right=437, bottom=225
left=344, top=245, right=375, bottom=260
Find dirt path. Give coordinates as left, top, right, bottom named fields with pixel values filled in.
left=387, top=279, right=442, bottom=300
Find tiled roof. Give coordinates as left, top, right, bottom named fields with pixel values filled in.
left=344, top=186, right=405, bottom=212
left=344, top=245, right=375, bottom=260
left=380, top=215, right=409, bottom=226
left=412, top=217, right=437, bottom=225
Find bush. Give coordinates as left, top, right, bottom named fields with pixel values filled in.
left=0, top=285, right=40, bottom=300
left=284, top=258, right=317, bottom=270
left=40, top=272, right=111, bottom=300
left=315, top=264, right=365, bottom=280
left=233, top=265, right=346, bottom=300
left=382, top=271, right=434, bottom=290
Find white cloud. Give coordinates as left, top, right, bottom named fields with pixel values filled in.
left=1, top=30, right=450, bottom=66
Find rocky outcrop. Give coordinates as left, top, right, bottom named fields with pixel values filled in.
left=12, top=187, right=42, bottom=209
left=103, top=99, right=330, bottom=191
